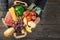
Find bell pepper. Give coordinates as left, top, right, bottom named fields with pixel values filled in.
left=25, top=26, right=32, bottom=33
left=23, top=17, right=27, bottom=25
left=21, top=29, right=26, bottom=34
left=15, top=6, right=24, bottom=17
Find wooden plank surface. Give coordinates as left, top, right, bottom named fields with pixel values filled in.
left=0, top=0, right=60, bottom=40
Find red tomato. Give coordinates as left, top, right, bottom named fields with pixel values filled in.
left=30, top=11, right=35, bottom=16
left=23, top=12, right=27, bottom=17
left=26, top=16, right=31, bottom=22
left=32, top=16, right=36, bottom=20
left=23, top=10, right=30, bottom=17
left=26, top=10, right=30, bottom=15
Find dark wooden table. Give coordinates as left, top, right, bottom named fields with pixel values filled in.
left=0, top=0, right=60, bottom=40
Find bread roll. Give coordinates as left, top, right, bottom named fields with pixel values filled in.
left=4, top=27, right=15, bottom=37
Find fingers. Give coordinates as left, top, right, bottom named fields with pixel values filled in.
left=2, top=18, right=8, bottom=28
left=28, top=17, right=40, bottom=29
left=34, top=17, right=40, bottom=24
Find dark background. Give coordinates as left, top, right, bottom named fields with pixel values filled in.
left=0, top=0, right=60, bottom=40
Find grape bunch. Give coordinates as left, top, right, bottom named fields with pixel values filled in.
left=12, top=17, right=26, bottom=33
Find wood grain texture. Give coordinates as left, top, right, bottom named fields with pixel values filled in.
left=0, top=0, right=60, bottom=40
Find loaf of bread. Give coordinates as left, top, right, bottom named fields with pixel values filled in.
left=4, top=27, right=15, bottom=37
